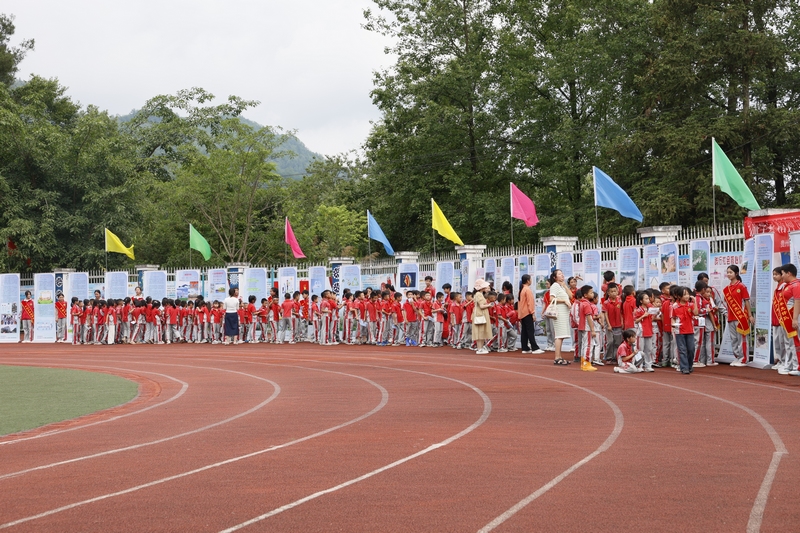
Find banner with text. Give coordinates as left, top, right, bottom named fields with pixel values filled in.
left=752, top=233, right=774, bottom=367
left=143, top=271, right=168, bottom=302
left=308, top=266, right=327, bottom=298
left=619, top=247, right=640, bottom=289
left=33, top=273, right=56, bottom=342
left=0, top=274, right=20, bottom=342
left=105, top=271, right=129, bottom=300
left=643, top=245, right=659, bottom=290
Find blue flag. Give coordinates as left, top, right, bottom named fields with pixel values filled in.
left=593, top=167, right=643, bottom=222
left=367, top=210, right=395, bottom=256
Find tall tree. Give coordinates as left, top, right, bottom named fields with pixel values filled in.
left=0, top=13, right=33, bottom=86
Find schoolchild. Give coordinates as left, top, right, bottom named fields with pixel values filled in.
left=577, top=286, right=598, bottom=371
left=505, top=294, right=519, bottom=352
left=723, top=266, right=753, bottom=367
left=71, top=297, right=82, bottom=345
left=462, top=291, right=474, bottom=349
left=779, top=264, right=800, bottom=376
left=613, top=329, right=643, bottom=373
left=403, top=291, right=418, bottom=346
left=448, top=292, right=463, bottom=348
left=602, top=283, right=623, bottom=362
left=432, top=292, right=446, bottom=347
left=632, top=291, right=656, bottom=372
left=54, top=292, right=68, bottom=343
left=672, top=286, right=699, bottom=374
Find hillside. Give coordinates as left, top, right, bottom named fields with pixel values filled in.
left=116, top=111, right=322, bottom=179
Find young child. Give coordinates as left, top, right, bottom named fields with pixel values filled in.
left=183, top=300, right=195, bottom=343
left=449, top=292, right=463, bottom=349
left=772, top=266, right=794, bottom=374
left=212, top=301, right=224, bottom=344
left=54, top=292, right=68, bottom=343
left=614, top=329, right=644, bottom=373
left=577, top=286, right=598, bottom=371
left=602, top=283, right=623, bottom=362
left=659, top=282, right=675, bottom=367
left=432, top=292, right=446, bottom=347
left=151, top=300, right=164, bottom=345
left=492, top=294, right=508, bottom=352
left=403, top=291, right=418, bottom=347
left=621, top=285, right=636, bottom=330
left=120, top=298, right=132, bottom=344
left=672, top=286, right=699, bottom=374
left=71, top=297, right=82, bottom=346
left=379, top=291, right=392, bottom=346
left=569, top=288, right=584, bottom=362
left=724, top=265, right=753, bottom=367
left=462, top=292, right=474, bottom=349
left=485, top=291, right=499, bottom=352
left=505, top=294, right=519, bottom=352
left=165, top=299, right=179, bottom=344
left=105, top=299, right=118, bottom=345
left=366, top=293, right=378, bottom=344
left=19, top=290, right=34, bottom=343
left=93, top=300, right=105, bottom=345
left=780, top=264, right=800, bottom=376
left=587, top=291, right=604, bottom=365
left=692, top=281, right=714, bottom=367
left=418, top=291, right=434, bottom=347
left=298, top=290, right=310, bottom=342
left=632, top=291, right=656, bottom=372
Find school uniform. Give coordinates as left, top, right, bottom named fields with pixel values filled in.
left=723, top=281, right=751, bottom=366
left=633, top=304, right=656, bottom=371
left=55, top=300, right=68, bottom=342
left=71, top=304, right=82, bottom=345
left=673, top=301, right=696, bottom=373
left=448, top=301, right=463, bottom=348
left=432, top=300, right=445, bottom=346
left=614, top=342, right=642, bottom=373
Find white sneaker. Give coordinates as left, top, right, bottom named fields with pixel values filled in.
left=545, top=345, right=555, bottom=351
left=613, top=367, right=622, bottom=373
left=730, top=359, right=747, bottom=367
left=521, top=350, right=532, bottom=354
left=476, top=348, right=489, bottom=355
left=694, top=362, right=706, bottom=368
left=644, top=366, right=655, bottom=372
left=788, top=370, right=800, bottom=376
left=498, top=348, right=508, bottom=353
left=531, top=349, right=545, bottom=354
left=707, top=362, right=719, bottom=366
left=593, top=360, right=604, bottom=366
left=778, top=368, right=791, bottom=375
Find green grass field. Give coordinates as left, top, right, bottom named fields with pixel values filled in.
left=0, top=365, right=138, bottom=437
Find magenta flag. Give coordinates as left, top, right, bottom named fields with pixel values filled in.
left=510, top=183, right=539, bottom=227
left=284, top=217, right=306, bottom=259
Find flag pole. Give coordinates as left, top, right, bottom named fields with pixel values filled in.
left=510, top=183, right=514, bottom=251
left=189, top=224, right=192, bottom=269
left=104, top=227, right=108, bottom=272
left=592, top=169, right=600, bottom=246
left=712, top=138, right=718, bottom=250
left=284, top=217, right=288, bottom=261
left=367, top=210, right=372, bottom=265
left=431, top=198, right=436, bottom=258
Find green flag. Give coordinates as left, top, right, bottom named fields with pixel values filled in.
left=712, top=138, right=761, bottom=211
left=189, top=224, right=212, bottom=261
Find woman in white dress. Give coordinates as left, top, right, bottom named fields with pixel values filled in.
left=548, top=269, right=573, bottom=365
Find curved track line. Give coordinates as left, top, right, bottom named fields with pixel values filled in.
left=636, top=379, right=787, bottom=533
left=0, top=364, right=188, bottom=447
left=217, top=365, right=492, bottom=533
left=0, top=363, right=280, bottom=481
left=0, top=365, right=389, bottom=531
left=263, top=354, right=623, bottom=533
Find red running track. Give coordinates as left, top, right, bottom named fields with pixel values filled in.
left=1, top=343, right=799, bottom=532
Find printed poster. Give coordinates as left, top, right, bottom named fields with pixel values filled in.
left=752, top=234, right=774, bottom=368
left=143, top=271, right=168, bottom=302
left=243, top=268, right=268, bottom=303
left=619, top=247, right=640, bottom=289
left=658, top=243, right=678, bottom=286
left=556, top=252, right=573, bottom=278
left=32, top=273, right=56, bottom=342
left=175, top=270, right=201, bottom=300
left=0, top=274, right=21, bottom=342
left=678, top=255, right=691, bottom=287
left=582, top=250, right=601, bottom=295
left=691, top=240, right=711, bottom=280
left=105, top=271, right=129, bottom=300
left=69, top=272, right=89, bottom=302
left=534, top=254, right=551, bottom=316
left=278, top=267, right=298, bottom=295
left=459, top=260, right=469, bottom=296
left=435, top=261, right=455, bottom=294
left=484, top=258, right=497, bottom=287
left=308, top=266, right=327, bottom=298
left=741, top=238, right=756, bottom=293
left=207, top=268, right=228, bottom=300
left=340, top=264, right=362, bottom=297
left=500, top=258, right=515, bottom=292
left=397, top=263, right=419, bottom=292
left=644, top=245, right=660, bottom=289
left=790, top=231, right=800, bottom=267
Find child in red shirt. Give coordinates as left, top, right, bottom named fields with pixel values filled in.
left=55, top=292, right=68, bottom=343
left=71, top=297, right=82, bottom=345
left=577, top=286, right=598, bottom=371
left=614, top=329, right=643, bottom=373
left=432, top=292, right=446, bottom=347
left=672, top=286, right=699, bottom=374
left=505, top=295, right=519, bottom=352
left=632, top=291, right=656, bottom=372
left=621, top=285, right=636, bottom=330
left=448, top=292, right=463, bottom=348
left=403, top=292, right=418, bottom=347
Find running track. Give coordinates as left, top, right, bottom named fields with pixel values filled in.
left=1, top=344, right=799, bottom=532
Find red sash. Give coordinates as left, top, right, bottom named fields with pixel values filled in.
left=21, top=299, right=34, bottom=321
left=775, top=281, right=800, bottom=346
left=724, top=283, right=750, bottom=335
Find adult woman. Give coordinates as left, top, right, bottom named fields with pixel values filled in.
left=223, top=287, right=240, bottom=345
left=518, top=274, right=544, bottom=354
left=548, top=269, right=572, bottom=364
left=132, top=286, right=144, bottom=302
left=472, top=279, right=493, bottom=354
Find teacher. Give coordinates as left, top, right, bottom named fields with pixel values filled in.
left=472, top=279, right=493, bottom=355
left=518, top=274, right=544, bottom=354
left=548, top=269, right=573, bottom=365
left=223, top=287, right=240, bottom=345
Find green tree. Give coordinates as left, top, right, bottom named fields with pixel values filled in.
left=0, top=13, right=33, bottom=86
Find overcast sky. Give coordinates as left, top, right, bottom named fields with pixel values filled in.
left=5, top=0, right=395, bottom=156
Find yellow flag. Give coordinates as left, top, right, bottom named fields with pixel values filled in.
left=431, top=198, right=464, bottom=245
left=105, top=228, right=135, bottom=260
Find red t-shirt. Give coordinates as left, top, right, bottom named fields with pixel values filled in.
left=672, top=302, right=695, bottom=335
left=633, top=305, right=653, bottom=337
left=448, top=302, right=463, bottom=324
left=433, top=301, right=445, bottom=323
left=604, top=298, right=622, bottom=328
left=71, top=304, right=81, bottom=323
left=578, top=299, right=594, bottom=331
left=622, top=295, right=636, bottom=329
left=270, top=301, right=281, bottom=321
left=403, top=301, right=417, bottom=322
left=782, top=279, right=800, bottom=306
left=419, top=300, right=433, bottom=318
left=166, top=306, right=178, bottom=324
left=55, top=301, right=67, bottom=319
left=617, top=341, right=634, bottom=361
left=465, top=300, right=474, bottom=322
left=280, top=300, right=294, bottom=319
left=507, top=307, right=519, bottom=326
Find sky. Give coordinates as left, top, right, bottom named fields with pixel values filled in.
left=5, top=0, right=396, bottom=156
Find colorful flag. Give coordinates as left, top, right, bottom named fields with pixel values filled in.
left=712, top=138, right=761, bottom=211
left=367, top=210, right=395, bottom=256
left=189, top=224, right=212, bottom=261
left=510, top=182, right=539, bottom=227
left=593, top=167, right=643, bottom=222
left=104, top=228, right=135, bottom=260
left=285, top=217, right=306, bottom=259
left=431, top=198, right=464, bottom=245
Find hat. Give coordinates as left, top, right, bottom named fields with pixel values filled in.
left=474, top=278, right=490, bottom=290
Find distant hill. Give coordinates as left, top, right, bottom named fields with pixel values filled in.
left=116, top=111, right=322, bottom=179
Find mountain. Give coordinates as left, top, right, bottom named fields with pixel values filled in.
left=115, top=111, right=322, bottom=179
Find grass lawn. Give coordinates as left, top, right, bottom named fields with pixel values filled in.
left=0, top=365, right=138, bottom=436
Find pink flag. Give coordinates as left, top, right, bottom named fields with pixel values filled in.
left=510, top=183, right=539, bottom=227
left=284, top=217, right=306, bottom=259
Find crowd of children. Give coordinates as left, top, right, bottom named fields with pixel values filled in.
left=16, top=265, right=800, bottom=379
left=19, top=276, right=522, bottom=351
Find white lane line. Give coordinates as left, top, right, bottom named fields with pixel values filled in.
left=639, top=380, right=787, bottom=533
left=218, top=367, right=492, bottom=533
left=0, top=364, right=188, bottom=447
left=271, top=355, right=623, bottom=533
left=0, top=367, right=388, bottom=531
left=0, top=364, right=280, bottom=481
